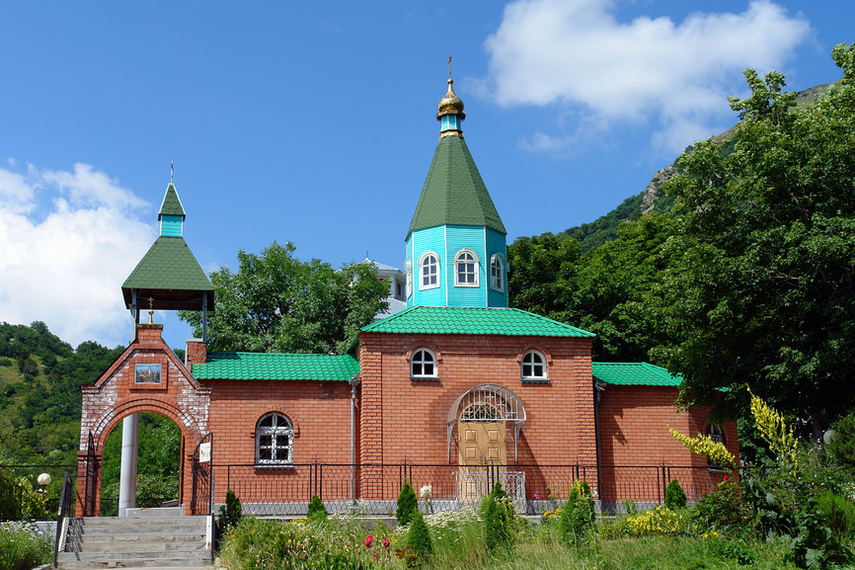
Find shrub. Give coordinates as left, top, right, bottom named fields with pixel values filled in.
left=826, top=411, right=855, bottom=473
left=693, top=478, right=746, bottom=530
left=482, top=481, right=516, bottom=552
left=625, top=505, right=693, bottom=536
left=218, top=490, right=242, bottom=533
left=665, top=479, right=687, bottom=510
left=396, top=480, right=418, bottom=527
left=0, top=471, right=49, bottom=521
left=405, top=508, right=433, bottom=563
left=307, top=494, right=328, bottom=523
left=0, top=523, right=52, bottom=570
left=816, top=491, right=855, bottom=540
left=557, top=480, right=595, bottom=544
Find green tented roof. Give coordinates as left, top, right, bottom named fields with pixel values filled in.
left=158, top=183, right=186, bottom=219
left=407, top=136, right=506, bottom=238
left=121, top=236, right=214, bottom=311
left=592, top=362, right=682, bottom=387
left=362, top=305, right=594, bottom=337
left=192, top=352, right=359, bottom=381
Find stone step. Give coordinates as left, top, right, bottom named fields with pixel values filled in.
left=57, top=551, right=211, bottom=569
left=57, top=517, right=211, bottom=569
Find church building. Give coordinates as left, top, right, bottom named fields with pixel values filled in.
left=76, top=71, right=737, bottom=517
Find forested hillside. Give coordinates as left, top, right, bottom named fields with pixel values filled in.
left=0, top=322, right=124, bottom=465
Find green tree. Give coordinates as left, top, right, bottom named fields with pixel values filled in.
left=507, top=233, right=579, bottom=321
left=660, top=44, right=855, bottom=430
left=179, top=241, right=388, bottom=354
left=573, top=213, right=676, bottom=362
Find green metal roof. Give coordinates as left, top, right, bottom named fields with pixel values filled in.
left=192, top=352, right=359, bottom=381
left=592, top=362, right=682, bottom=387
left=407, top=135, right=506, bottom=238
left=158, top=183, right=186, bottom=219
left=121, top=236, right=214, bottom=311
left=362, top=305, right=594, bottom=337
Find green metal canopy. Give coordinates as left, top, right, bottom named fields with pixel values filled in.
left=192, top=352, right=359, bottom=381
left=591, top=362, right=682, bottom=387
left=406, top=135, right=506, bottom=239
left=362, top=305, right=594, bottom=337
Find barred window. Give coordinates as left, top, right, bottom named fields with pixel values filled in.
left=256, top=413, right=293, bottom=466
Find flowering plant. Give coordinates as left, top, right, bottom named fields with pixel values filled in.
left=420, top=484, right=434, bottom=514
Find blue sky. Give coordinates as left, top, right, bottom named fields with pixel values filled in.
left=0, top=1, right=850, bottom=350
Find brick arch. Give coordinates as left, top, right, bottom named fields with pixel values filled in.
left=88, top=395, right=206, bottom=452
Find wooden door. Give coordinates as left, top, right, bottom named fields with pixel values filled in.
left=458, top=420, right=506, bottom=500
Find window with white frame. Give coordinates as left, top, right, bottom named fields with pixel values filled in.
left=490, top=254, right=504, bottom=292
left=521, top=350, right=547, bottom=381
left=256, top=412, right=294, bottom=466
left=419, top=252, right=440, bottom=290
left=706, top=424, right=726, bottom=471
left=411, top=347, right=438, bottom=380
left=455, top=249, right=479, bottom=287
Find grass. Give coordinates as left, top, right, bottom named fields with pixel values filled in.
left=216, top=513, right=805, bottom=570
left=0, top=523, right=53, bottom=570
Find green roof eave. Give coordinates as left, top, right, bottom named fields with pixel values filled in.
left=362, top=305, right=594, bottom=337
left=192, top=352, right=360, bottom=381
left=592, top=362, right=682, bottom=387
left=407, top=136, right=506, bottom=239
left=121, top=236, right=214, bottom=311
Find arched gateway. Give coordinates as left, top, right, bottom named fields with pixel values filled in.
left=77, top=321, right=211, bottom=516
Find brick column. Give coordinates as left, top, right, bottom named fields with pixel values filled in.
left=358, top=333, right=384, bottom=499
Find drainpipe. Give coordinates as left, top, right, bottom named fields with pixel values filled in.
left=594, top=381, right=605, bottom=507
left=349, top=375, right=361, bottom=504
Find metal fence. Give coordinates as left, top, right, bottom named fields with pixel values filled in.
left=212, top=462, right=726, bottom=516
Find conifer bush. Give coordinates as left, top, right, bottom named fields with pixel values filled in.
left=557, top=480, right=595, bottom=544
left=405, top=508, right=433, bottom=563
left=218, top=490, right=242, bottom=533
left=396, top=480, right=418, bottom=526
left=482, top=481, right=516, bottom=552
left=307, top=494, right=328, bottom=523
left=665, top=479, right=687, bottom=510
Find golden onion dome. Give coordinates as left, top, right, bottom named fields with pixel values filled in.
left=437, top=78, right=464, bottom=115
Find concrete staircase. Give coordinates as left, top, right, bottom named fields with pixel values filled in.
left=56, top=515, right=212, bottom=568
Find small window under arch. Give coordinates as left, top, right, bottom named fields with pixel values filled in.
left=411, top=347, right=438, bottom=380
left=490, top=254, right=504, bottom=292
left=419, top=251, right=440, bottom=290
left=521, top=350, right=548, bottom=382
left=455, top=248, right=479, bottom=287
left=256, top=412, right=294, bottom=466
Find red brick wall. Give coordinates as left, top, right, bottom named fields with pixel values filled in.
left=597, top=385, right=739, bottom=503
left=358, top=332, right=596, bottom=468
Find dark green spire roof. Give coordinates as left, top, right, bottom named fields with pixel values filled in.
left=407, top=135, right=506, bottom=238
left=158, top=183, right=186, bottom=220
left=121, top=236, right=214, bottom=311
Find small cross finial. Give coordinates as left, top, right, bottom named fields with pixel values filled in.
left=147, top=297, right=155, bottom=324
left=448, top=56, right=452, bottom=80
left=170, top=162, right=174, bottom=184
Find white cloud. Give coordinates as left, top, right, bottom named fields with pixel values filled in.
left=484, top=0, right=811, bottom=153
left=0, top=163, right=155, bottom=349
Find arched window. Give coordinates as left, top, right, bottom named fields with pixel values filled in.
left=706, top=424, right=726, bottom=471
left=521, top=350, right=547, bottom=381
left=256, top=412, right=294, bottom=466
left=419, top=251, right=440, bottom=290
left=455, top=249, right=479, bottom=287
left=490, top=254, right=504, bottom=292
left=411, top=347, right=438, bottom=380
